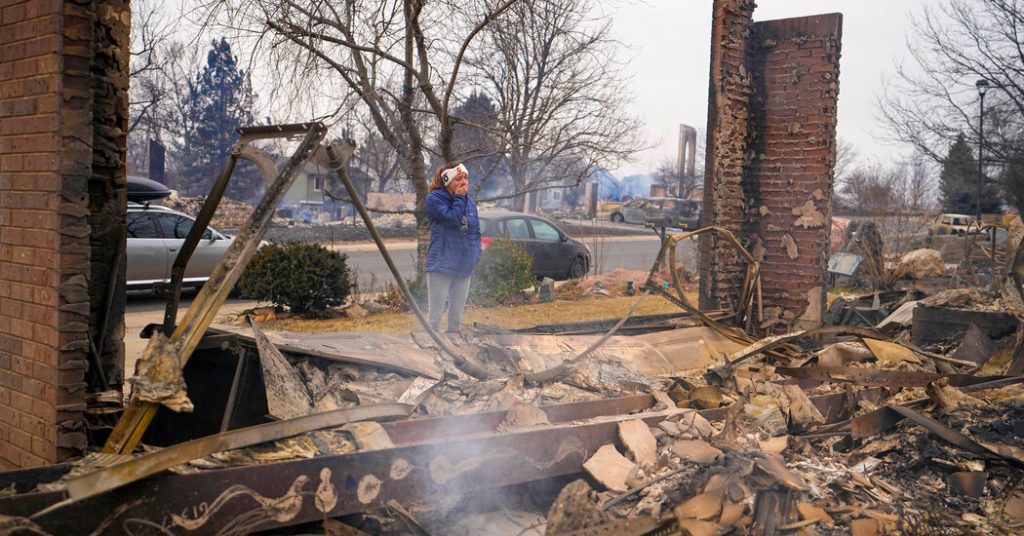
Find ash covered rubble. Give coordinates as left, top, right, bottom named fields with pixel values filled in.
left=254, top=288, right=1018, bottom=536
left=4, top=225, right=1024, bottom=536
left=5, top=217, right=1024, bottom=536
left=234, top=249, right=1024, bottom=534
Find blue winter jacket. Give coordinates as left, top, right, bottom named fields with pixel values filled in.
left=425, top=188, right=481, bottom=276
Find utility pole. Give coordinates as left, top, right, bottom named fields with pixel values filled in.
left=975, top=78, right=990, bottom=222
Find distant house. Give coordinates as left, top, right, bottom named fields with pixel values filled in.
left=536, top=184, right=569, bottom=212
left=278, top=163, right=344, bottom=222
left=282, top=162, right=329, bottom=208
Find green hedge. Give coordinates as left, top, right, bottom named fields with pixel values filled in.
left=240, top=243, right=352, bottom=318
left=469, top=238, right=534, bottom=306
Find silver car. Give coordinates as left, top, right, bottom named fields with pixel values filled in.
left=126, top=203, right=235, bottom=289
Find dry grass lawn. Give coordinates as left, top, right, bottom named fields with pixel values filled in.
left=264, top=292, right=695, bottom=333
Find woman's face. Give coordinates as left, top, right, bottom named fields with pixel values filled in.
left=446, top=170, right=469, bottom=195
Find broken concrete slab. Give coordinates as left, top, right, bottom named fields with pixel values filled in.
left=674, top=488, right=724, bottom=520
left=753, top=452, right=808, bottom=491
left=340, top=422, right=395, bottom=451
left=670, top=439, right=723, bottom=465
left=618, top=419, right=658, bottom=467
left=582, top=445, right=637, bottom=492
left=675, top=409, right=715, bottom=440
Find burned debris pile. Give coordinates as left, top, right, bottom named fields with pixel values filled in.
left=3, top=119, right=1024, bottom=535
left=4, top=236, right=1024, bottom=535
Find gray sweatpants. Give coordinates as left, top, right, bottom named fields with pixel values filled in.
left=427, top=272, right=472, bottom=333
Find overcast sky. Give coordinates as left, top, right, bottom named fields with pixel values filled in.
left=167, top=0, right=934, bottom=179
left=604, top=0, right=930, bottom=178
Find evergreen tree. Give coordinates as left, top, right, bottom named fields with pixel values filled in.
left=450, top=92, right=505, bottom=198
left=1003, top=151, right=1024, bottom=213
left=179, top=38, right=257, bottom=200
left=940, top=133, right=1001, bottom=214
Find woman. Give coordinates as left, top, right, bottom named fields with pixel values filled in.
left=425, top=162, right=481, bottom=335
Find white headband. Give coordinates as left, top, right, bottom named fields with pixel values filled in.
left=441, top=163, right=468, bottom=186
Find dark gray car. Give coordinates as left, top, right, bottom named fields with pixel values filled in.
left=478, top=211, right=590, bottom=279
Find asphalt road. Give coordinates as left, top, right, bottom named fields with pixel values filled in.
left=124, top=231, right=698, bottom=364
left=327, top=232, right=698, bottom=290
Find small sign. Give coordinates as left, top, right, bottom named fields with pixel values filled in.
left=827, top=252, right=862, bottom=277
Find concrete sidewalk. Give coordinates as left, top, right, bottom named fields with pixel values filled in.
left=324, top=232, right=663, bottom=252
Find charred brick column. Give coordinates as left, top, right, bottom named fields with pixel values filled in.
left=747, top=15, right=841, bottom=332
left=700, top=0, right=842, bottom=334
left=699, top=0, right=757, bottom=316
left=0, top=0, right=128, bottom=469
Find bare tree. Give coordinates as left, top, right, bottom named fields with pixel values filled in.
left=200, top=0, right=521, bottom=270
left=1004, top=146, right=1024, bottom=211
left=834, top=137, right=860, bottom=184
left=127, top=0, right=184, bottom=175
left=651, top=158, right=679, bottom=197
left=903, top=155, right=936, bottom=212
left=350, top=122, right=404, bottom=194
left=466, top=0, right=645, bottom=211
left=839, top=159, right=935, bottom=214
left=839, top=162, right=898, bottom=215
left=878, top=0, right=1024, bottom=179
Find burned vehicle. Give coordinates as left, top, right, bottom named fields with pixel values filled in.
left=609, top=197, right=703, bottom=229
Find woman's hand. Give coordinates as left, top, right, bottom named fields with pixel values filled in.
left=448, top=171, right=469, bottom=196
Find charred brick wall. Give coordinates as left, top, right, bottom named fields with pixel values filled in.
left=699, top=0, right=757, bottom=317
left=0, top=0, right=128, bottom=469
left=700, top=0, right=841, bottom=334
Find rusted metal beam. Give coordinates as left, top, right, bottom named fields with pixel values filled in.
left=776, top=366, right=1008, bottom=389
left=2, top=389, right=884, bottom=534
left=161, top=152, right=239, bottom=334
left=22, top=412, right=667, bottom=534
left=383, top=394, right=656, bottom=445
left=35, top=404, right=412, bottom=519
left=644, top=225, right=761, bottom=331
left=850, top=376, right=1024, bottom=438
left=322, top=141, right=493, bottom=380
left=103, top=123, right=329, bottom=455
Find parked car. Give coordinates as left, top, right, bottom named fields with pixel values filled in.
left=127, top=202, right=237, bottom=289
left=609, top=197, right=702, bottom=229
left=930, top=213, right=980, bottom=235
left=478, top=211, right=590, bottom=279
